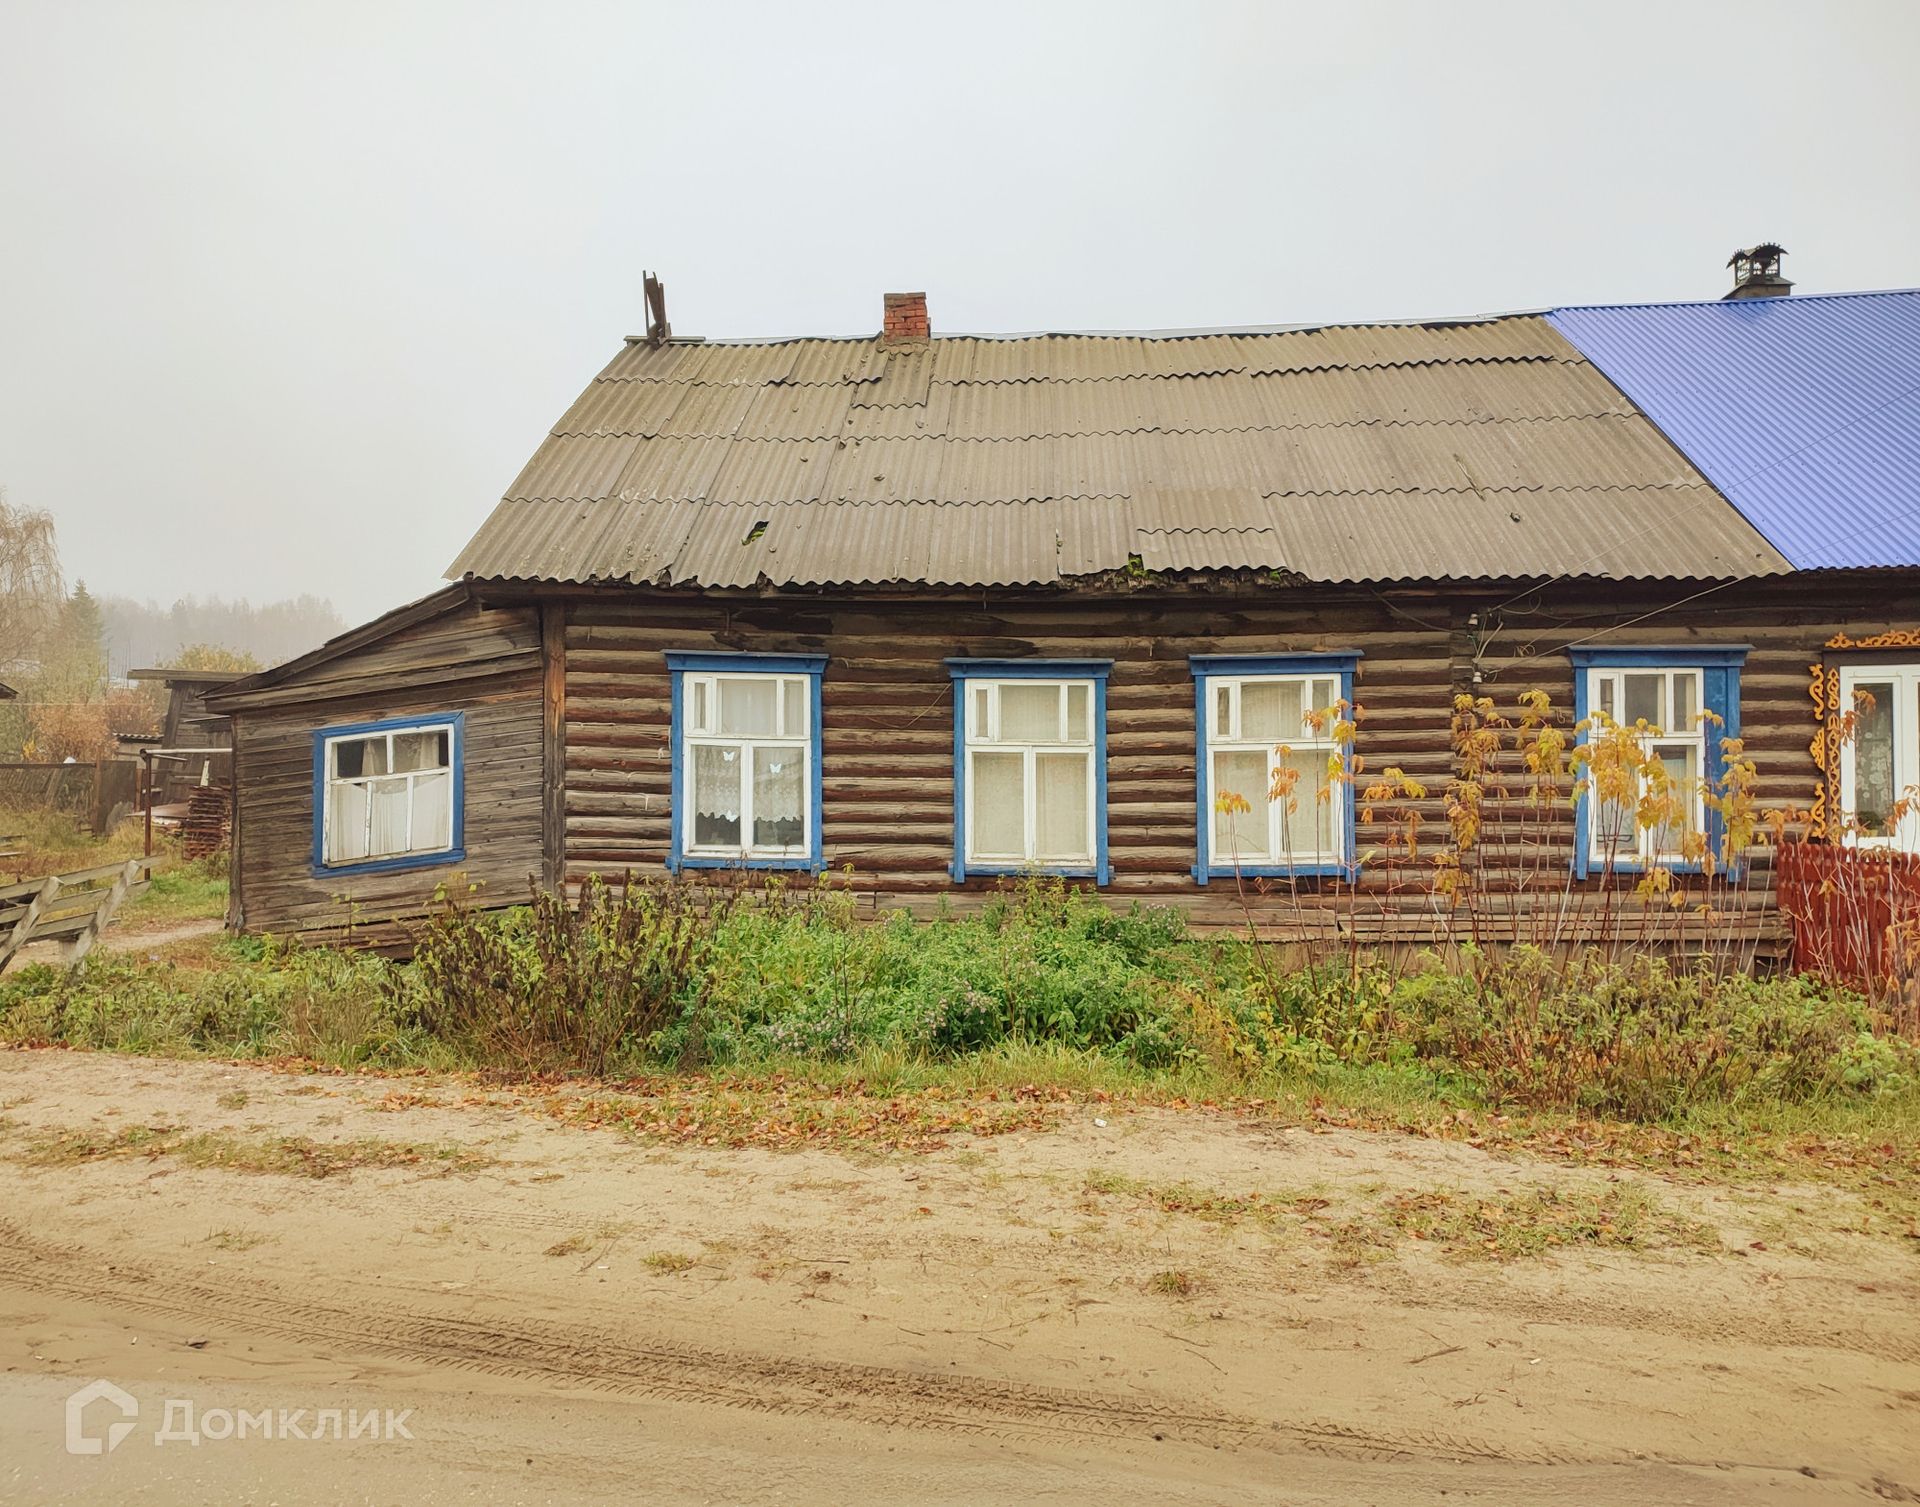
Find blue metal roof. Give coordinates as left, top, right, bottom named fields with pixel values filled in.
left=1548, top=289, right=1920, bottom=571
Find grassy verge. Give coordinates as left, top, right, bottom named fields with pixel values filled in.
left=120, top=856, right=228, bottom=930
left=0, top=878, right=1916, bottom=1201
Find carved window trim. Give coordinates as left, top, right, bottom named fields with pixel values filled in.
left=1808, top=629, right=1920, bottom=838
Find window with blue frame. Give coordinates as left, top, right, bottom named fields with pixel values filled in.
left=666, top=652, right=825, bottom=872
left=946, top=659, right=1111, bottom=883
left=312, top=712, right=464, bottom=876
left=1189, top=654, right=1358, bottom=882
left=1570, top=646, right=1747, bottom=876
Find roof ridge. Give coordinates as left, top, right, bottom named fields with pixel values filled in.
left=560, top=410, right=1641, bottom=443
left=619, top=311, right=1556, bottom=346
left=1552, top=285, right=1920, bottom=316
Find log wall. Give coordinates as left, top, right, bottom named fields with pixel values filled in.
left=553, top=574, right=1919, bottom=947
left=218, top=572, right=1920, bottom=953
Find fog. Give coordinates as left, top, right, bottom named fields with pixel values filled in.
left=2, top=0, right=1915, bottom=625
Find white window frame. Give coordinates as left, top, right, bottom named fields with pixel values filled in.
left=1583, top=666, right=1707, bottom=866
left=961, top=679, right=1096, bottom=868
left=1202, top=673, right=1345, bottom=866
left=1837, top=662, right=1920, bottom=852
left=680, top=671, right=812, bottom=861
left=319, top=720, right=458, bottom=867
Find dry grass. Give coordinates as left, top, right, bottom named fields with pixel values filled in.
left=1080, top=1163, right=1724, bottom=1265
left=542, top=1079, right=1061, bottom=1153
left=0, top=807, right=144, bottom=882
left=11, top=1124, right=495, bottom=1180
left=201, top=1227, right=269, bottom=1252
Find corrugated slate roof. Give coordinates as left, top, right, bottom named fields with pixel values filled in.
left=449, top=315, right=1789, bottom=589
left=1548, top=289, right=1920, bottom=571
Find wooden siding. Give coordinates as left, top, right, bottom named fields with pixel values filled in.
left=228, top=599, right=545, bottom=943
left=556, top=577, right=1920, bottom=946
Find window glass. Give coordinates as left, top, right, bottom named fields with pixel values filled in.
left=1650, top=743, right=1700, bottom=855
left=333, top=737, right=386, bottom=779
left=718, top=677, right=778, bottom=737
left=1241, top=680, right=1302, bottom=743
left=691, top=680, right=709, bottom=733
left=971, top=751, right=1026, bottom=856
left=1581, top=663, right=1727, bottom=866
left=1593, top=789, right=1635, bottom=858
left=1672, top=674, right=1698, bottom=731
left=1212, top=749, right=1268, bottom=858
left=1064, top=684, right=1090, bottom=743
left=1198, top=673, right=1346, bottom=867
left=323, top=724, right=456, bottom=866
left=1624, top=673, right=1663, bottom=727
left=327, top=780, right=371, bottom=863
left=1274, top=746, right=1332, bottom=857
left=999, top=683, right=1061, bottom=743
left=751, top=746, right=804, bottom=849
left=692, top=744, right=742, bottom=847
left=369, top=777, right=412, bottom=856
left=411, top=772, right=452, bottom=851
left=1034, top=753, right=1090, bottom=861
left=780, top=678, right=807, bottom=738
left=1855, top=682, right=1896, bottom=831
left=391, top=730, right=448, bottom=774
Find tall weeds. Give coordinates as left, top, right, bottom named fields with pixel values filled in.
left=405, top=875, right=732, bottom=1076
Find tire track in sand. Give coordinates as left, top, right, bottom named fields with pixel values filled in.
left=0, top=1220, right=1578, bottom=1467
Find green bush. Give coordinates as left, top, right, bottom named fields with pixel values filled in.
left=2, top=874, right=1914, bottom=1124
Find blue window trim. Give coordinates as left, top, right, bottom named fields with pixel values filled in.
left=1569, top=645, right=1749, bottom=878
left=945, top=658, right=1113, bottom=885
left=309, top=711, right=466, bottom=878
left=665, top=651, right=827, bottom=874
left=1188, top=653, right=1361, bottom=883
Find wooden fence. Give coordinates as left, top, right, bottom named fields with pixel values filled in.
left=0, top=762, right=94, bottom=818
left=0, top=857, right=161, bottom=971
left=0, top=759, right=142, bottom=836
left=1775, top=843, right=1920, bottom=993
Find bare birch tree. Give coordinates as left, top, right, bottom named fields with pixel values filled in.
left=0, top=489, right=65, bottom=675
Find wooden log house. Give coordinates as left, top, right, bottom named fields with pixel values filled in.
left=206, top=272, right=1920, bottom=952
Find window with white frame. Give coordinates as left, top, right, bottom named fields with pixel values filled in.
left=680, top=670, right=812, bottom=859
left=1838, top=662, right=1920, bottom=852
left=961, top=678, right=1098, bottom=869
left=1205, top=673, right=1345, bottom=866
left=319, top=719, right=457, bottom=868
left=1583, top=666, right=1706, bottom=865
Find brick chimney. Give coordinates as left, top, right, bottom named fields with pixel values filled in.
left=1724, top=243, right=1792, bottom=300
left=882, top=291, right=929, bottom=344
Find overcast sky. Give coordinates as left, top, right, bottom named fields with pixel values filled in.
left=2, top=0, right=1916, bottom=625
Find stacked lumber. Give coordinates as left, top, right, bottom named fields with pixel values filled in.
left=183, top=785, right=231, bottom=860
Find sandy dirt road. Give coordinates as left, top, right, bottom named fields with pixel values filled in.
left=1, top=1048, right=1916, bottom=1505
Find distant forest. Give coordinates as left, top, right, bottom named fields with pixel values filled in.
left=99, top=594, right=346, bottom=678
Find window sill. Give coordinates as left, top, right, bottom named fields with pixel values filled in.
left=311, top=847, right=465, bottom=880
left=1193, top=862, right=1350, bottom=884
left=668, top=853, right=824, bottom=873
left=1578, top=858, right=1713, bottom=877
left=954, top=862, right=1105, bottom=884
